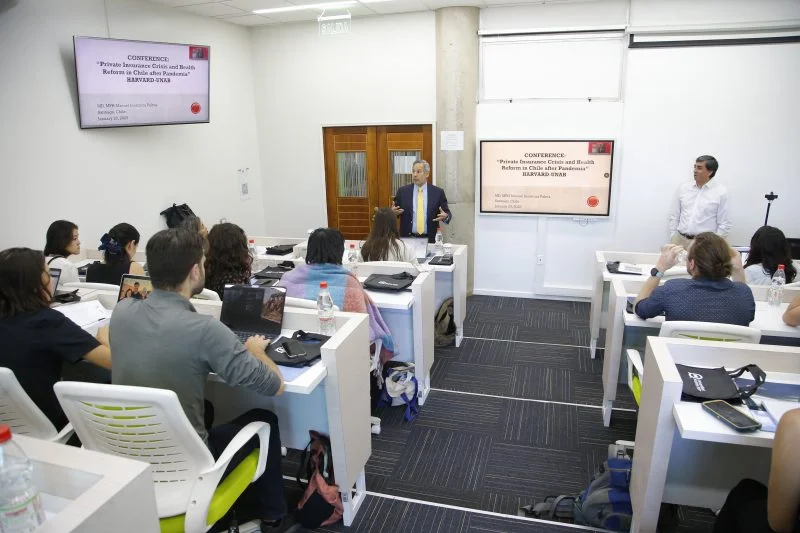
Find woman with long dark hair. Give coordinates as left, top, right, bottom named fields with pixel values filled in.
left=44, top=220, right=81, bottom=284
left=204, top=223, right=252, bottom=298
left=361, top=207, right=417, bottom=264
left=744, top=226, right=797, bottom=285
left=86, top=223, right=145, bottom=285
left=0, top=247, right=111, bottom=431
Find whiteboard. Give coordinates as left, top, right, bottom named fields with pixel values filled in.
left=481, top=33, right=624, bottom=101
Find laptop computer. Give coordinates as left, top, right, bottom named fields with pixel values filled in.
left=49, top=267, right=63, bottom=296
left=220, top=285, right=287, bottom=344
left=401, top=237, right=430, bottom=262
left=118, top=274, right=153, bottom=302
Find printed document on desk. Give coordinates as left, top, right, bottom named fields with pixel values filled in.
left=54, top=300, right=111, bottom=328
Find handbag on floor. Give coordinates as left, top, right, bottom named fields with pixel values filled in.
left=675, top=364, right=766, bottom=403
left=296, top=431, right=343, bottom=528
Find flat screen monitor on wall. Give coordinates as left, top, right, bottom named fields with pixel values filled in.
left=73, top=36, right=210, bottom=129
left=480, top=140, right=615, bottom=216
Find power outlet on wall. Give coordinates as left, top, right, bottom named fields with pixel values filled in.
left=537, top=254, right=545, bottom=265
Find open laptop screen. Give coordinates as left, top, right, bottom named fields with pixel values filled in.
left=118, top=274, right=153, bottom=302
left=401, top=237, right=429, bottom=261
left=49, top=268, right=62, bottom=295
left=220, top=285, right=286, bottom=337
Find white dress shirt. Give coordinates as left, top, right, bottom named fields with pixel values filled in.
left=668, top=179, right=731, bottom=237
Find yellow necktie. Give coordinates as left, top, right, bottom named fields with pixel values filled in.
left=416, top=187, right=425, bottom=234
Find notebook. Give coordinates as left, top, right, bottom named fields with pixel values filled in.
left=220, top=285, right=287, bottom=344
left=401, top=237, right=430, bottom=261
left=118, top=274, right=153, bottom=302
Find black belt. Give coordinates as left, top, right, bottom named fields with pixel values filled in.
left=679, top=232, right=696, bottom=240
left=410, top=232, right=426, bottom=238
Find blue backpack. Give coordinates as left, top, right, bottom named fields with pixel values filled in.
left=519, top=444, right=633, bottom=532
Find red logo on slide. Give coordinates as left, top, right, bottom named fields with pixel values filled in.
left=190, top=102, right=201, bottom=115
left=587, top=196, right=599, bottom=208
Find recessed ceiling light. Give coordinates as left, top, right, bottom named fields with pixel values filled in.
left=254, top=1, right=356, bottom=14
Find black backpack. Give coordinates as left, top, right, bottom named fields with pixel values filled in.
left=434, top=297, right=456, bottom=347
left=160, top=203, right=196, bottom=228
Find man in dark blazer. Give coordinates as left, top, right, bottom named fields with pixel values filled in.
left=391, top=159, right=452, bottom=243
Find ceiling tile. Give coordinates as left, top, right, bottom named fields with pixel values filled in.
left=222, top=0, right=291, bottom=12
left=178, top=2, right=250, bottom=16
left=265, top=4, right=373, bottom=22
left=219, top=14, right=281, bottom=24
left=144, top=0, right=201, bottom=6
left=421, top=0, right=484, bottom=8
left=362, top=0, right=428, bottom=15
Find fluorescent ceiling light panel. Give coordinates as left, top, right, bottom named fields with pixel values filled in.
left=254, top=1, right=356, bottom=14
left=318, top=13, right=351, bottom=20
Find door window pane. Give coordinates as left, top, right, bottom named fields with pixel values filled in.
left=390, top=151, right=421, bottom=195
left=337, top=152, right=367, bottom=197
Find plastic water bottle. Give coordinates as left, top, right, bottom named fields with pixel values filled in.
left=317, top=282, right=336, bottom=336
left=434, top=228, right=444, bottom=256
left=347, top=243, right=359, bottom=276
left=248, top=239, right=257, bottom=259
left=767, top=264, right=786, bottom=306
left=0, top=425, right=46, bottom=533
left=677, top=249, right=688, bottom=263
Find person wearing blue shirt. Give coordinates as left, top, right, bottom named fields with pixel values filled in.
left=635, top=232, right=755, bottom=326
left=391, top=159, right=452, bottom=243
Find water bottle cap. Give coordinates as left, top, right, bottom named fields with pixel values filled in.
left=249, top=239, right=255, bottom=243
left=778, top=264, right=785, bottom=269
left=320, top=282, right=328, bottom=289
left=349, top=243, right=355, bottom=248
left=0, top=424, right=11, bottom=443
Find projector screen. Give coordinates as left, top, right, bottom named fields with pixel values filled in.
left=480, top=140, right=614, bottom=216
left=74, top=36, right=210, bottom=129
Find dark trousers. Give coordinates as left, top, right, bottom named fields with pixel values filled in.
left=207, top=408, right=287, bottom=521
left=713, top=479, right=775, bottom=533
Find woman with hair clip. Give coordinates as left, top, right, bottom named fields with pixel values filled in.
left=86, top=223, right=145, bottom=285
left=43, top=219, right=81, bottom=284
left=0, top=247, right=111, bottom=434
left=361, top=207, right=418, bottom=265
left=634, top=232, right=755, bottom=326
left=744, top=226, right=797, bottom=285
left=204, top=222, right=252, bottom=298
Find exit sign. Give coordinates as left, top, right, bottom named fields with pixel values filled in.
left=319, top=19, right=351, bottom=36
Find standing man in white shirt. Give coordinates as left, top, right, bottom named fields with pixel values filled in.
left=668, top=155, right=731, bottom=249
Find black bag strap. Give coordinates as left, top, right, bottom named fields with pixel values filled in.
left=47, top=255, right=64, bottom=265
left=728, top=364, right=766, bottom=399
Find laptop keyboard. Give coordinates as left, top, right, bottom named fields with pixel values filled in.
left=235, top=331, right=275, bottom=343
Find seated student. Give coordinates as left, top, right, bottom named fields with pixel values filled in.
left=784, top=295, right=800, bottom=327
left=635, top=232, right=755, bottom=326
left=109, top=229, right=290, bottom=532
left=361, top=207, right=418, bottom=265
left=744, top=226, right=798, bottom=285
left=180, top=215, right=209, bottom=254
left=205, top=222, right=252, bottom=298
left=44, top=220, right=81, bottom=284
left=278, top=227, right=396, bottom=364
left=86, top=223, right=145, bottom=285
left=0, top=247, right=111, bottom=431
left=713, top=408, right=800, bottom=533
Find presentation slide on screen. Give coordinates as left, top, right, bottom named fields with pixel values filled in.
left=74, top=37, right=210, bottom=128
left=480, top=140, right=614, bottom=216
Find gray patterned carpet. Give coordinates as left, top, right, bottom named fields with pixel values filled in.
left=279, top=295, right=716, bottom=533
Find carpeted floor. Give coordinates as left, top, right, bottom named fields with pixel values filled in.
left=279, top=295, right=716, bottom=533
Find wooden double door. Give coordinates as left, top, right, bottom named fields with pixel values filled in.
left=324, top=125, right=433, bottom=240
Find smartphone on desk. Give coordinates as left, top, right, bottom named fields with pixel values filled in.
left=626, top=297, right=635, bottom=314
left=702, top=400, right=762, bottom=432
left=281, top=339, right=307, bottom=358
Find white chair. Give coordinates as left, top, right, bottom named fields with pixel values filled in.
left=192, top=288, right=221, bottom=301
left=356, top=261, right=419, bottom=277
left=626, top=321, right=762, bottom=405
left=54, top=382, right=270, bottom=533
left=285, top=296, right=339, bottom=311
left=0, top=368, right=74, bottom=443
left=62, top=281, right=120, bottom=292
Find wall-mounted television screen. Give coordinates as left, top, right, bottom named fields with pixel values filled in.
left=480, top=139, right=615, bottom=216
left=74, top=36, right=210, bottom=129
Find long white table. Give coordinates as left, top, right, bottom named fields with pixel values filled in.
left=601, top=278, right=800, bottom=425
left=590, top=251, right=689, bottom=358
left=630, top=337, right=800, bottom=533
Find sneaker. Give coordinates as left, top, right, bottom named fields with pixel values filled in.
left=260, top=514, right=298, bottom=533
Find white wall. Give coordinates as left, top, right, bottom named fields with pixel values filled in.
left=0, top=0, right=264, bottom=251
left=250, top=12, right=436, bottom=237
left=474, top=0, right=800, bottom=299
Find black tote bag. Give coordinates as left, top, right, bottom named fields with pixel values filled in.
left=675, top=364, right=766, bottom=403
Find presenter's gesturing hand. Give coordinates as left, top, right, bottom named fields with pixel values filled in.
left=433, top=207, right=448, bottom=222
left=391, top=202, right=404, bottom=215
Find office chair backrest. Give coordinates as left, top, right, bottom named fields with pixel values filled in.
left=54, top=382, right=215, bottom=518
left=0, top=367, right=60, bottom=440
left=659, top=321, right=762, bottom=344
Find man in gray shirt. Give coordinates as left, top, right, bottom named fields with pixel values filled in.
left=110, top=228, right=290, bottom=532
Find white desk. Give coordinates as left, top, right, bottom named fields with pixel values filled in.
left=15, top=433, right=159, bottom=533
left=601, top=277, right=800, bottom=426
left=630, top=338, right=800, bottom=533
left=192, top=301, right=371, bottom=526
left=590, top=251, right=689, bottom=358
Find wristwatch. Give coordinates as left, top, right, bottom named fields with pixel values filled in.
left=650, top=267, right=664, bottom=279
